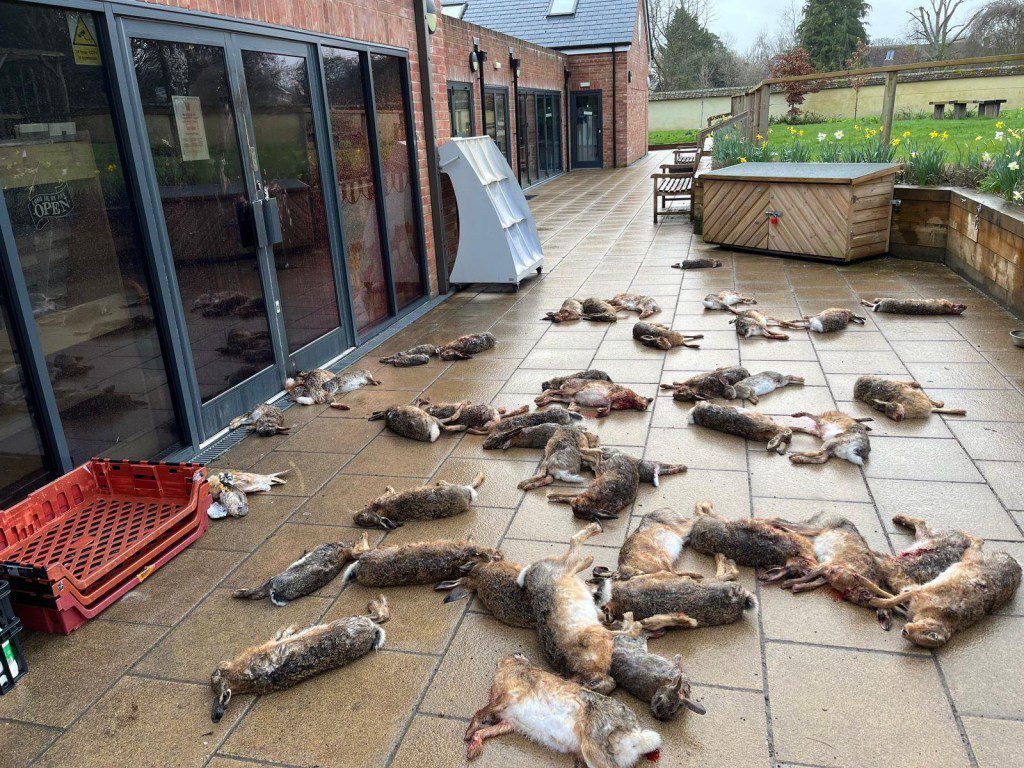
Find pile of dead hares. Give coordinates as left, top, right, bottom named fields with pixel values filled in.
left=206, top=294, right=1021, bottom=768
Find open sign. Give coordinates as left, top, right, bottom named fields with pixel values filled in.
left=29, top=182, right=73, bottom=230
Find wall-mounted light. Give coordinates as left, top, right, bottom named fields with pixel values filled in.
left=510, top=56, right=522, bottom=77
left=424, top=0, right=438, bottom=34
left=469, top=50, right=479, bottom=72
left=494, top=61, right=502, bottom=70
left=628, top=70, right=632, bottom=83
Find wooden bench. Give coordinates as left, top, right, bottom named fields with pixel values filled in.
left=673, top=142, right=700, bottom=168
left=972, top=99, right=1007, bottom=118
left=929, top=100, right=968, bottom=119
left=652, top=164, right=694, bottom=223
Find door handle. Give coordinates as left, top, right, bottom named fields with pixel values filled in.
left=235, top=200, right=256, bottom=248
left=262, top=197, right=284, bottom=246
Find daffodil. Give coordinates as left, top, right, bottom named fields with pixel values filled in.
left=902, top=130, right=911, bottom=138
left=929, top=130, right=939, bottom=139
left=834, top=130, right=844, bottom=140
left=817, top=132, right=826, bottom=142
left=1009, top=161, right=1020, bottom=171
left=995, top=131, right=1005, bottom=141
left=982, top=151, right=992, bottom=162
left=996, top=121, right=1004, bottom=129
left=756, top=134, right=763, bottom=141
left=789, top=126, right=797, bottom=134
left=891, top=138, right=900, bottom=147
left=1013, top=190, right=1023, bottom=202
left=941, top=131, right=948, bottom=140
left=854, top=124, right=860, bottom=130
left=739, top=157, right=748, bottom=163
left=975, top=135, right=983, bottom=141
left=798, top=129, right=804, bottom=136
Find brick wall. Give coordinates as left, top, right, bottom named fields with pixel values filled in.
left=436, top=15, right=567, bottom=169
left=140, top=0, right=441, bottom=297
left=625, top=3, right=650, bottom=165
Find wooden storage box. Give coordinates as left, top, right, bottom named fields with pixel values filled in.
left=701, top=162, right=901, bottom=262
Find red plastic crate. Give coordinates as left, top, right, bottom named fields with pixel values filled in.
left=9, top=520, right=206, bottom=634
left=0, top=460, right=211, bottom=633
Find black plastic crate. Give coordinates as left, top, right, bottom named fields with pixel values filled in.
left=0, top=582, right=27, bottom=694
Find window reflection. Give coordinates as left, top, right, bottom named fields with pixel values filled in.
left=1, top=4, right=181, bottom=463
left=370, top=54, right=424, bottom=311
left=323, top=48, right=390, bottom=334
left=242, top=50, right=340, bottom=353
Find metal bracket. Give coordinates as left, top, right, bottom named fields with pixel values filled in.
left=764, top=209, right=783, bottom=219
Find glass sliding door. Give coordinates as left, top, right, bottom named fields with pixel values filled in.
left=0, top=3, right=182, bottom=464
left=572, top=90, right=602, bottom=168
left=484, top=88, right=509, bottom=163
left=323, top=48, right=390, bottom=335
left=525, top=93, right=538, bottom=185
left=130, top=34, right=279, bottom=411
left=240, top=48, right=343, bottom=360
left=369, top=54, right=424, bottom=311
left=516, top=93, right=528, bottom=184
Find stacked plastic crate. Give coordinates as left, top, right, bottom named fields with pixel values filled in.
left=0, top=460, right=211, bottom=634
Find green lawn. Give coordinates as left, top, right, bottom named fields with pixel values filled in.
left=762, top=109, right=1024, bottom=159
left=649, top=129, right=698, bottom=146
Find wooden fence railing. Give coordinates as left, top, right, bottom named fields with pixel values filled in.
left=732, top=53, right=1024, bottom=144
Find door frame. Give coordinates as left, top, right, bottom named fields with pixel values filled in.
left=447, top=81, right=475, bottom=138
left=570, top=89, right=603, bottom=169
left=483, top=85, right=511, bottom=163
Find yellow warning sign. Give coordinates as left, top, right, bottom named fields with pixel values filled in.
left=66, top=13, right=101, bottom=66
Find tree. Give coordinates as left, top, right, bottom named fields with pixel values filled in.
left=769, top=47, right=821, bottom=116
left=657, top=5, right=743, bottom=91
left=908, top=0, right=978, bottom=60
left=966, top=0, right=1024, bottom=56
left=648, top=0, right=716, bottom=88
left=741, top=0, right=801, bottom=82
left=845, top=39, right=870, bottom=120
left=797, top=0, right=870, bottom=71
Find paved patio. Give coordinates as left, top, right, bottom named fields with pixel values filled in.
left=3, top=151, right=1024, bottom=768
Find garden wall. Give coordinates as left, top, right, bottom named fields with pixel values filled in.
left=885, top=186, right=1024, bottom=316
left=651, top=71, right=1024, bottom=130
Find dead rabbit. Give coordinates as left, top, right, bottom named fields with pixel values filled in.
left=599, top=448, right=687, bottom=488
left=608, top=292, right=661, bottom=319
left=689, top=401, right=793, bottom=453
left=581, top=297, right=621, bottom=322
left=516, top=523, right=621, bottom=693
left=548, top=449, right=640, bottom=521
left=721, top=371, right=805, bottom=405
left=518, top=426, right=604, bottom=490
left=687, top=501, right=818, bottom=583
left=632, top=321, right=703, bottom=350
left=352, top=473, right=485, bottom=529
left=368, top=404, right=465, bottom=442
left=484, top=422, right=599, bottom=452
left=798, top=308, right=866, bottom=333
left=438, top=332, right=497, bottom=360
left=415, top=397, right=529, bottom=434
left=542, top=369, right=613, bottom=391
left=860, top=539, right=1020, bottom=648
left=613, top=507, right=702, bottom=579
left=228, top=403, right=290, bottom=436
left=860, top=297, right=966, bottom=315
left=672, top=257, right=722, bottom=269
left=536, top=379, right=652, bottom=418
left=286, top=369, right=380, bottom=407
left=210, top=597, right=390, bottom=722
left=379, top=343, right=439, bottom=367
left=233, top=535, right=368, bottom=606
left=465, top=653, right=662, bottom=767
left=436, top=559, right=535, bottom=628
left=611, top=614, right=706, bottom=721
left=342, top=536, right=502, bottom=587
left=596, top=569, right=757, bottom=632
left=853, top=375, right=967, bottom=421
left=660, top=365, right=750, bottom=402
left=543, top=298, right=584, bottom=323
left=728, top=308, right=800, bottom=341
left=703, top=290, right=756, bottom=310
left=481, top=404, right=584, bottom=441
left=787, top=410, right=872, bottom=467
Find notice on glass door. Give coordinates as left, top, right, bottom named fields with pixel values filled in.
left=171, top=96, right=210, bottom=162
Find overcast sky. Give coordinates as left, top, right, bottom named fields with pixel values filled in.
left=706, top=0, right=987, bottom=53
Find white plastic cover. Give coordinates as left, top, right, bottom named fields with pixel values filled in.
left=438, top=136, right=543, bottom=286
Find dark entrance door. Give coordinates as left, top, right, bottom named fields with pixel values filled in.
left=571, top=91, right=602, bottom=169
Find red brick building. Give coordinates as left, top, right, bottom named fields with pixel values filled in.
left=0, top=0, right=650, bottom=498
